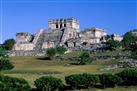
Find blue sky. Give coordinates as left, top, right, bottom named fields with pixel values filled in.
left=0, top=0, right=136, bottom=43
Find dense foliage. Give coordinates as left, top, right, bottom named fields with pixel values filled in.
left=122, top=30, right=137, bottom=59
left=99, top=73, right=122, bottom=88
left=106, top=39, right=121, bottom=50
left=65, top=73, right=99, bottom=89
left=116, top=68, right=137, bottom=86
left=0, top=48, right=7, bottom=57
left=0, top=75, right=30, bottom=91
left=128, top=42, right=137, bottom=59
left=56, top=46, right=67, bottom=55
left=78, top=52, right=92, bottom=65
left=0, top=47, right=14, bottom=71
left=46, top=48, right=56, bottom=59
left=0, top=58, right=14, bottom=71
left=34, top=76, right=64, bottom=91
left=122, top=31, right=137, bottom=50
left=46, top=46, right=67, bottom=59
left=2, top=39, right=15, bottom=50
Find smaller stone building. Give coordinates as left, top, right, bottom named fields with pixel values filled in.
left=111, top=34, right=123, bottom=41
left=79, top=28, right=107, bottom=44
left=16, top=32, right=33, bottom=43
left=14, top=32, right=34, bottom=51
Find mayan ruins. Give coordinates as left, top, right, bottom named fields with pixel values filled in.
left=10, top=18, right=123, bottom=56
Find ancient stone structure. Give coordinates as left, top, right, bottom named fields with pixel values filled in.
left=11, top=18, right=123, bottom=56
left=111, top=34, right=123, bottom=41
left=79, top=28, right=107, bottom=44
left=14, top=32, right=34, bottom=51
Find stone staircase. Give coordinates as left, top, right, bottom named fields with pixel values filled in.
left=33, top=32, right=45, bottom=52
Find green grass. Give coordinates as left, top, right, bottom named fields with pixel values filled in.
left=0, top=50, right=136, bottom=90
left=2, top=56, right=102, bottom=87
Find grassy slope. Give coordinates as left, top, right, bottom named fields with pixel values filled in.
left=2, top=56, right=101, bottom=87
left=1, top=50, right=136, bottom=90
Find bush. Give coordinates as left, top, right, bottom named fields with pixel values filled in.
left=56, top=46, right=67, bottom=55
left=65, top=73, right=99, bottom=89
left=0, top=47, right=14, bottom=71
left=99, top=73, right=122, bottom=88
left=0, top=75, right=30, bottom=91
left=34, top=76, right=64, bottom=91
left=46, top=48, right=56, bottom=59
left=116, top=68, right=137, bottom=86
left=0, top=48, right=7, bottom=57
left=0, top=58, right=14, bottom=71
left=78, top=52, right=92, bottom=65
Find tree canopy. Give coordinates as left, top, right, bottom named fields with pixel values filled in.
left=106, top=39, right=121, bottom=50
left=122, top=30, right=137, bottom=59
left=3, top=39, right=15, bottom=50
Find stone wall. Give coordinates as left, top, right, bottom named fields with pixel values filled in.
left=79, top=28, right=107, bottom=44
left=116, top=59, right=137, bottom=68
left=16, top=32, right=33, bottom=43
left=111, top=34, right=123, bottom=41
left=9, top=50, right=45, bottom=56
left=14, top=43, right=34, bottom=51
left=33, top=29, right=44, bottom=45
left=42, top=41, right=54, bottom=49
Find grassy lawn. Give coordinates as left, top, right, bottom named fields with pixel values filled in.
left=0, top=50, right=136, bottom=90
left=2, top=56, right=102, bottom=87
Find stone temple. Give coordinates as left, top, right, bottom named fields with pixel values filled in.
left=10, top=18, right=122, bottom=56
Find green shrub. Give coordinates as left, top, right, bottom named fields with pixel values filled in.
left=0, top=75, right=30, bottom=91
left=46, top=48, right=56, bottom=59
left=99, top=73, right=122, bottom=88
left=0, top=47, right=14, bottom=71
left=116, top=68, right=137, bottom=86
left=56, top=46, right=67, bottom=55
left=0, top=48, right=8, bottom=58
left=65, top=73, right=99, bottom=89
left=79, top=52, right=92, bottom=65
left=0, top=58, right=14, bottom=71
left=34, top=76, right=64, bottom=91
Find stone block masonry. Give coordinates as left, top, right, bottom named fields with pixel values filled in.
left=10, top=17, right=123, bottom=56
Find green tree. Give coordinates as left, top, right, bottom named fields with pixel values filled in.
left=56, top=46, right=67, bottom=55
left=122, top=31, right=137, bottom=50
left=3, top=39, right=15, bottom=50
left=79, top=52, right=92, bottom=65
left=106, top=39, right=121, bottom=50
left=46, top=48, right=56, bottom=59
left=122, top=30, right=137, bottom=59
